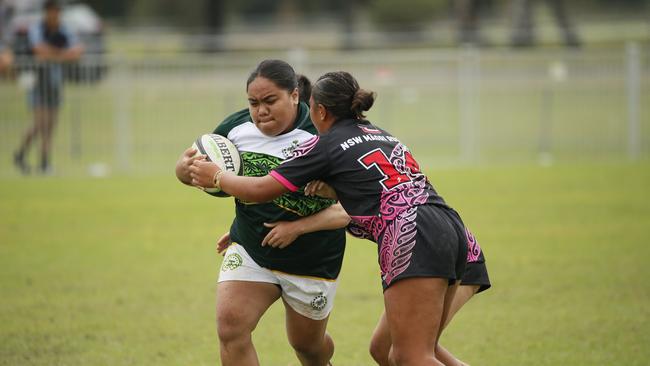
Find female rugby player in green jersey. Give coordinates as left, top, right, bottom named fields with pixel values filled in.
left=176, top=60, right=346, bottom=366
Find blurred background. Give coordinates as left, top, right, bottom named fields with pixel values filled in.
left=0, top=0, right=648, bottom=176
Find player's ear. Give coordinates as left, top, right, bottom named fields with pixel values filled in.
left=290, top=88, right=299, bottom=106
left=317, top=103, right=327, bottom=121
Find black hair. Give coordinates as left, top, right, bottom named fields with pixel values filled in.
left=296, top=74, right=312, bottom=104
left=246, top=59, right=311, bottom=103
left=43, top=0, right=61, bottom=10
left=311, top=71, right=375, bottom=120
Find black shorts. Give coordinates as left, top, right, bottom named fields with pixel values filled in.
left=444, top=208, right=491, bottom=293
left=379, top=204, right=468, bottom=290
left=462, top=257, right=491, bottom=293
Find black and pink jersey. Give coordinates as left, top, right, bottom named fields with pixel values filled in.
left=271, top=119, right=450, bottom=242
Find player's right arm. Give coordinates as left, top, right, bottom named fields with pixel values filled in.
left=216, top=231, right=232, bottom=255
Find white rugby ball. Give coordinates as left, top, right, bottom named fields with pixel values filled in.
left=191, top=134, right=241, bottom=197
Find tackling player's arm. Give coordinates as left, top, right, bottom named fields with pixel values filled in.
left=190, top=159, right=287, bottom=202
left=262, top=203, right=350, bottom=248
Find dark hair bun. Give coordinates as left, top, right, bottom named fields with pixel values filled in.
left=312, top=71, right=375, bottom=121
left=296, top=74, right=312, bottom=104
left=351, top=89, right=376, bottom=119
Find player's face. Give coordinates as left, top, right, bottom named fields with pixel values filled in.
left=247, top=77, right=299, bottom=137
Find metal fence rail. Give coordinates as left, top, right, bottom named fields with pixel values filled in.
left=0, top=45, right=647, bottom=177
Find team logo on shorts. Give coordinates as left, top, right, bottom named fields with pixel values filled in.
left=221, top=253, right=243, bottom=271
left=310, top=294, right=327, bottom=311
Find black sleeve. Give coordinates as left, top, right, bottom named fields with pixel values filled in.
left=270, top=135, right=330, bottom=192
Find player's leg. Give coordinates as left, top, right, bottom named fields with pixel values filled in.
left=433, top=282, right=461, bottom=366
left=372, top=213, right=489, bottom=366
left=283, top=299, right=334, bottom=366
left=216, top=280, right=280, bottom=366
left=445, top=284, right=478, bottom=328
left=369, top=312, right=390, bottom=365
left=435, top=284, right=480, bottom=365
left=434, top=217, right=488, bottom=365
left=370, top=284, right=479, bottom=366
left=216, top=244, right=282, bottom=366
left=384, top=277, right=449, bottom=366
left=279, top=274, right=339, bottom=366
left=381, top=205, right=467, bottom=365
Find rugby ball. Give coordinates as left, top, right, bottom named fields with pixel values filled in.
left=191, top=134, right=241, bottom=197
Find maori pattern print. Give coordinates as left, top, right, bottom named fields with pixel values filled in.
left=349, top=143, right=430, bottom=285
left=465, top=228, right=482, bottom=263
left=379, top=206, right=419, bottom=285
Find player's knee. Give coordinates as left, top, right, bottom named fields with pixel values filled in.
left=216, top=308, right=252, bottom=344
left=289, top=334, right=323, bottom=356
left=289, top=333, right=334, bottom=358
left=389, top=346, right=423, bottom=366
left=369, top=337, right=389, bottom=364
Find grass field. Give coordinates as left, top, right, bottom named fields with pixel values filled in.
left=1, top=161, right=649, bottom=365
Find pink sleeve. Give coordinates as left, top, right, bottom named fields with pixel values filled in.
left=269, top=170, right=299, bottom=192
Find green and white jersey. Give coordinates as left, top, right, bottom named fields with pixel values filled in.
left=213, top=103, right=345, bottom=280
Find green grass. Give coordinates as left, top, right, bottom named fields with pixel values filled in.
left=1, top=162, right=649, bottom=365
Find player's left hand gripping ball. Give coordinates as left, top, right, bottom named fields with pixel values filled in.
left=190, top=134, right=241, bottom=197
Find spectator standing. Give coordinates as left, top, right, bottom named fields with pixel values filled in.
left=13, top=0, right=83, bottom=174
left=0, top=0, right=13, bottom=73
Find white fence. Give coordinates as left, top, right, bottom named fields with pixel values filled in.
left=0, top=44, right=647, bottom=177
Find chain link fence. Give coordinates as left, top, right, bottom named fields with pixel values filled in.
left=0, top=44, right=647, bottom=177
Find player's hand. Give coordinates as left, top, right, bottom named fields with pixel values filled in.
left=190, top=159, right=220, bottom=189
left=305, top=180, right=337, bottom=200
left=216, top=231, right=232, bottom=255
left=182, top=147, right=204, bottom=168
left=262, top=221, right=301, bottom=249
left=176, top=147, right=205, bottom=185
